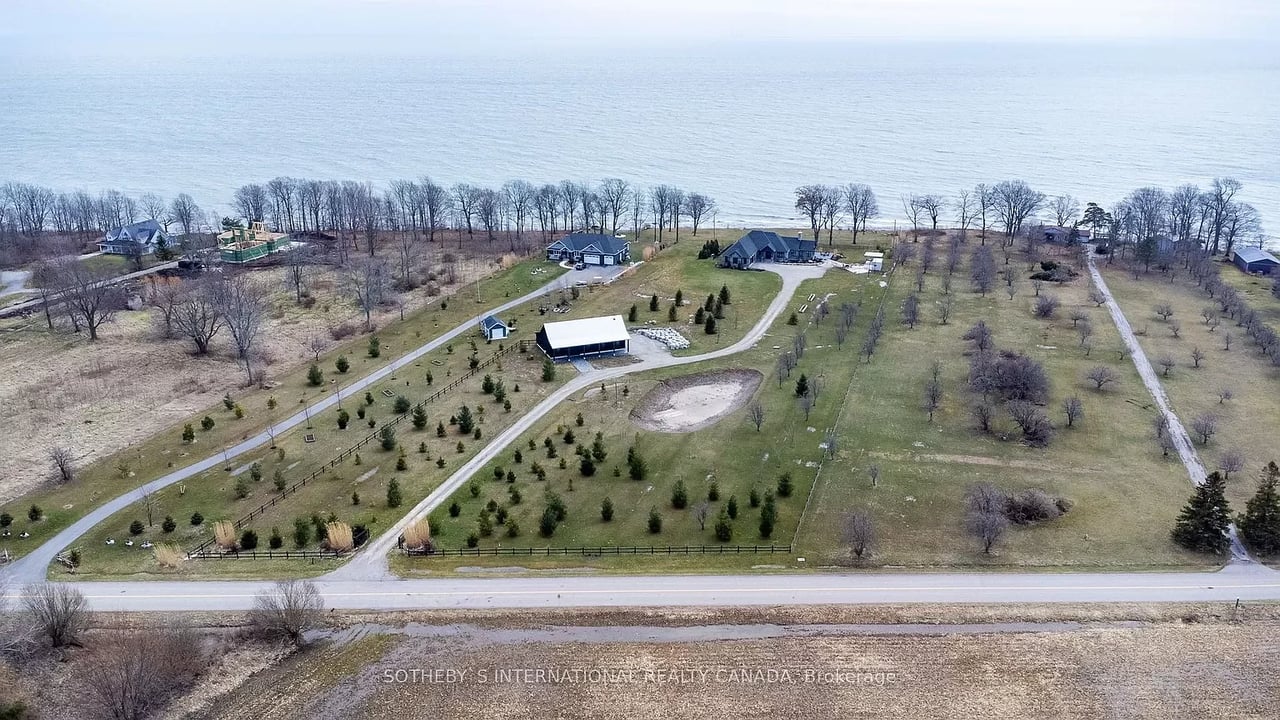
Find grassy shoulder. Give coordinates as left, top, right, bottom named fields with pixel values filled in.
left=1, top=257, right=565, bottom=561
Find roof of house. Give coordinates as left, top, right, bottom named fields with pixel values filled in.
left=104, top=219, right=163, bottom=244
left=549, top=233, right=630, bottom=256
left=1234, top=247, right=1280, bottom=265
left=724, top=230, right=817, bottom=258
left=539, top=315, right=629, bottom=349
left=480, top=315, right=508, bottom=331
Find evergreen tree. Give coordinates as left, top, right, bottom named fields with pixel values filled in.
left=1171, top=471, right=1231, bottom=553
left=628, top=304, right=638, bottom=322
left=719, top=284, right=731, bottom=305
left=704, top=315, right=717, bottom=334
left=412, top=404, right=428, bottom=429
left=379, top=424, right=397, bottom=451
left=1240, top=462, right=1280, bottom=555
left=675, top=289, right=684, bottom=307
left=456, top=405, right=475, bottom=434
left=649, top=293, right=659, bottom=311
left=671, top=479, right=688, bottom=509
left=386, top=477, right=403, bottom=508
left=795, top=374, right=809, bottom=398
left=668, top=304, right=678, bottom=322
left=714, top=507, right=733, bottom=542
left=307, top=364, right=323, bottom=386
left=601, top=497, right=614, bottom=522
left=648, top=507, right=662, bottom=534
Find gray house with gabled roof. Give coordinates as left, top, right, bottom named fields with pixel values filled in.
left=717, top=230, right=817, bottom=268
left=546, top=233, right=631, bottom=267
left=99, top=219, right=168, bottom=256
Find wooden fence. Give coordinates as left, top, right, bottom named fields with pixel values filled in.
left=187, top=549, right=345, bottom=561
left=402, top=544, right=795, bottom=558
left=186, top=341, right=529, bottom=556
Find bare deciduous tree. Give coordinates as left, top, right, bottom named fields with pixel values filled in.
left=840, top=510, right=875, bottom=560
left=79, top=626, right=205, bottom=720
left=1218, top=448, right=1246, bottom=481
left=1190, top=346, right=1206, bottom=368
left=59, top=262, right=123, bottom=341
left=971, top=401, right=994, bottom=433
left=901, top=293, right=920, bottom=328
left=867, top=464, right=880, bottom=488
left=1086, top=365, right=1117, bottom=390
left=343, top=256, right=390, bottom=332
left=990, top=180, right=1046, bottom=246
left=1062, top=396, right=1084, bottom=428
left=1157, top=354, right=1176, bottom=377
left=692, top=501, right=711, bottom=531
left=250, top=580, right=324, bottom=645
left=1087, top=287, right=1107, bottom=308
left=1191, top=413, right=1219, bottom=445
left=212, top=273, right=268, bottom=384
left=842, top=183, right=878, bottom=245
left=49, top=446, right=75, bottom=484
left=967, top=510, right=1008, bottom=555
left=1217, top=387, right=1234, bottom=404
left=938, top=295, right=954, bottom=325
left=747, top=401, right=765, bottom=431
left=1033, top=294, right=1060, bottom=318
left=23, top=583, right=88, bottom=647
left=172, top=279, right=223, bottom=355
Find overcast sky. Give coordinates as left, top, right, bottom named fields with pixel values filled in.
left=5, top=0, right=1278, bottom=53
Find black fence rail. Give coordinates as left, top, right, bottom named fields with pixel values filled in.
left=402, top=544, right=795, bottom=558
left=187, top=341, right=530, bottom=556
left=187, top=549, right=346, bottom=561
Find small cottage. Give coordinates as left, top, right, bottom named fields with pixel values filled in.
left=479, top=315, right=510, bottom=341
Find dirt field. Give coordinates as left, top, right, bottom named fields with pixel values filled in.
left=630, top=369, right=764, bottom=433
left=0, top=260, right=489, bottom=502
left=191, top=608, right=1280, bottom=720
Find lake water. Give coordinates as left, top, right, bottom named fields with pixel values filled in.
left=1, top=41, right=1276, bottom=234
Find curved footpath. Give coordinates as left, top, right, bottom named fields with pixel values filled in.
left=2, top=272, right=571, bottom=584
left=5, top=260, right=1279, bottom=611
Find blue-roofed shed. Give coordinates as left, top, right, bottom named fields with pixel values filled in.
left=1232, top=247, right=1280, bottom=275
left=479, top=315, right=510, bottom=341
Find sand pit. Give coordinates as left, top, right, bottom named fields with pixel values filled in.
left=630, top=369, right=762, bottom=433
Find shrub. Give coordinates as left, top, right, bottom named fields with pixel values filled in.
left=365, top=391, right=375, bottom=405
left=161, top=515, right=176, bottom=533
left=0, top=512, right=10, bottom=528
left=129, top=519, right=145, bottom=536
left=449, top=501, right=461, bottom=517
left=478, top=511, right=493, bottom=537
left=505, top=519, right=520, bottom=538
left=234, top=477, right=250, bottom=499
left=601, top=497, right=614, bottom=522
left=542, top=359, right=556, bottom=382
left=182, top=423, right=195, bottom=443
left=190, top=512, right=204, bottom=526
left=466, top=533, right=479, bottom=548
left=337, top=408, right=350, bottom=429
left=352, top=491, right=361, bottom=506
left=325, top=522, right=354, bottom=552
left=1005, top=489, right=1064, bottom=524
left=28, top=505, right=42, bottom=521
left=403, top=517, right=432, bottom=551
left=727, top=495, right=738, bottom=519
left=474, top=427, right=482, bottom=440
left=708, top=481, right=719, bottom=502
left=335, top=355, right=350, bottom=373
left=307, top=364, right=323, bottom=386
left=368, top=335, right=381, bottom=358
left=240, top=529, right=259, bottom=551
left=749, top=487, right=760, bottom=508
left=153, top=543, right=184, bottom=569
left=274, top=469, right=286, bottom=491
left=200, top=416, right=215, bottom=431
left=380, top=424, right=397, bottom=451
left=1033, top=294, right=1060, bottom=318
left=249, top=462, right=262, bottom=482
left=394, top=395, right=412, bottom=414
left=213, top=520, right=237, bottom=550
left=357, top=406, right=366, bottom=420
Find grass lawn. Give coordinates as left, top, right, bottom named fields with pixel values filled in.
left=80, top=253, right=163, bottom=274
left=408, top=268, right=885, bottom=570
left=0, top=257, right=565, bottom=561
left=797, top=245, right=1209, bottom=569
left=1100, top=263, right=1280, bottom=513
left=54, top=342, right=572, bottom=578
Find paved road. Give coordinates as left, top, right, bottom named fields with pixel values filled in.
left=1, top=269, right=571, bottom=584
left=0, top=260, right=180, bottom=318
left=15, top=563, right=1280, bottom=612
left=1085, top=250, right=1251, bottom=560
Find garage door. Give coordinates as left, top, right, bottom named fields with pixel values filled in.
left=583, top=254, right=602, bottom=265
left=603, top=255, right=615, bottom=265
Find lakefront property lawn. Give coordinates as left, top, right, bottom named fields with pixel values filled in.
left=403, top=269, right=880, bottom=565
